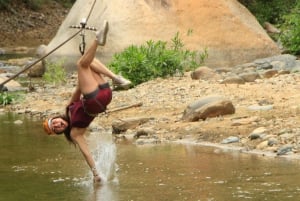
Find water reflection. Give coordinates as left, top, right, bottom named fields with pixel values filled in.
left=1, top=113, right=300, bottom=201
left=116, top=143, right=300, bottom=201
left=90, top=183, right=119, bottom=201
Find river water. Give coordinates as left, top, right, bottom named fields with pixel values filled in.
left=1, top=113, right=300, bottom=201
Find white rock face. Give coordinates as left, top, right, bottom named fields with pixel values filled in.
left=45, top=0, right=281, bottom=70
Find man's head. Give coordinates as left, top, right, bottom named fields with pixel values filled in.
left=43, top=116, right=69, bottom=135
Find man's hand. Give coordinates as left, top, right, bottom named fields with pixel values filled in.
left=93, top=175, right=101, bottom=183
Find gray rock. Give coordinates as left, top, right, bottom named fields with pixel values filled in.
left=0, top=76, right=23, bottom=91
left=277, top=144, right=293, bottom=156
left=239, top=72, right=260, bottom=82
left=247, top=104, right=273, bottom=111
left=256, top=62, right=273, bottom=70
left=220, top=76, right=245, bottom=84
left=255, top=54, right=297, bottom=71
left=248, top=133, right=261, bottom=140
left=112, top=117, right=153, bottom=134
left=221, top=136, right=239, bottom=144
left=190, top=66, right=221, bottom=81
left=14, top=120, right=23, bottom=125
left=261, top=69, right=278, bottom=78
left=182, top=95, right=235, bottom=122
left=27, top=60, right=45, bottom=77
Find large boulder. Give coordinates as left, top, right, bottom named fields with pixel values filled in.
left=0, top=76, right=23, bottom=91
left=45, top=0, right=281, bottom=71
left=182, top=95, right=235, bottom=121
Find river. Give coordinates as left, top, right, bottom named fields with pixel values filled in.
left=1, top=113, right=300, bottom=201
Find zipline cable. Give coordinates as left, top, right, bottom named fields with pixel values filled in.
left=0, top=29, right=82, bottom=91
left=0, top=0, right=98, bottom=92
left=85, top=0, right=97, bottom=23
left=70, top=0, right=98, bottom=55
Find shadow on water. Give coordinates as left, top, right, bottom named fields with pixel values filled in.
left=1, top=113, right=300, bottom=201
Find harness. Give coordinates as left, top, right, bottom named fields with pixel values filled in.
left=81, top=83, right=110, bottom=117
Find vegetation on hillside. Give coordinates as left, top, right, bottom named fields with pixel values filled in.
left=279, top=1, right=300, bottom=55
left=239, top=0, right=300, bottom=54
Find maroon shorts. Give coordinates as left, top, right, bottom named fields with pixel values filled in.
left=68, top=83, right=112, bottom=128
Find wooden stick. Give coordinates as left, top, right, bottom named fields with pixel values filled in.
left=106, top=102, right=143, bottom=113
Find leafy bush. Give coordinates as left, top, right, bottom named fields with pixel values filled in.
left=0, top=92, right=14, bottom=105
left=279, top=1, right=300, bottom=54
left=23, top=0, right=45, bottom=10
left=239, top=0, right=300, bottom=55
left=0, top=0, right=9, bottom=9
left=239, top=0, right=297, bottom=25
left=54, top=0, right=75, bottom=7
left=109, top=32, right=208, bottom=86
left=43, top=60, right=67, bottom=86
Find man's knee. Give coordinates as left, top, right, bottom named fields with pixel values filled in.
left=77, top=59, right=88, bottom=69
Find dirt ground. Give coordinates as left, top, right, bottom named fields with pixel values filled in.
left=0, top=1, right=68, bottom=47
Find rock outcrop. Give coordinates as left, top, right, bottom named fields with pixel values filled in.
left=45, top=0, right=280, bottom=70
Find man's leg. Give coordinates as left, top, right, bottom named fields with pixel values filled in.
left=90, top=59, right=131, bottom=87
left=76, top=20, right=111, bottom=93
left=77, top=39, right=100, bottom=94
left=77, top=20, right=109, bottom=69
left=90, top=59, right=116, bottom=78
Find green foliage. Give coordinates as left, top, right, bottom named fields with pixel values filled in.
left=54, top=0, right=75, bottom=7
left=239, top=0, right=300, bottom=56
left=23, top=0, right=44, bottom=10
left=0, top=0, right=9, bottom=9
left=43, top=60, right=67, bottom=86
left=239, top=0, right=297, bottom=25
left=0, top=92, right=14, bottom=105
left=109, top=32, right=208, bottom=86
left=280, top=2, right=300, bottom=54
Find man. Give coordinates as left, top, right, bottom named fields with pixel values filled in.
left=43, top=20, right=129, bottom=183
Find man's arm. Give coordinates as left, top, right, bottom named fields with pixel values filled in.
left=71, top=127, right=101, bottom=183
left=67, top=85, right=81, bottom=106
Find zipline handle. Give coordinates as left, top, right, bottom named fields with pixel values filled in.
left=69, top=25, right=97, bottom=31
left=69, top=17, right=97, bottom=31
left=70, top=18, right=98, bottom=55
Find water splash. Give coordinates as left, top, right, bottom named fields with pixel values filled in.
left=91, top=132, right=117, bottom=183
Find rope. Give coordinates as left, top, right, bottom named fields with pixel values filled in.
left=86, top=0, right=97, bottom=23
left=0, top=0, right=98, bottom=92
left=77, top=0, right=98, bottom=55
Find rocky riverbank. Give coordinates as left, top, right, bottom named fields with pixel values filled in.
left=2, top=53, right=300, bottom=159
